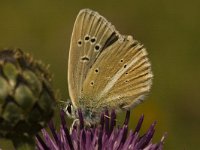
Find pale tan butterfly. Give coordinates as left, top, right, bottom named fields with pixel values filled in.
left=64, top=9, right=153, bottom=125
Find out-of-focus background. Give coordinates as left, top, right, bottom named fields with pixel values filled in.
left=0, top=0, right=199, bottom=149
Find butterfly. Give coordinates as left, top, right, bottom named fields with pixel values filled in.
left=64, top=9, right=153, bottom=125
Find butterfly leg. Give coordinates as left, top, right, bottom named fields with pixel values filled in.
left=70, top=119, right=79, bottom=134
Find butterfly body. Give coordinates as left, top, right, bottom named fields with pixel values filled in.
left=66, top=9, right=153, bottom=124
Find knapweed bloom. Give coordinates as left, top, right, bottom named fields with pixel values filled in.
left=36, top=110, right=166, bottom=150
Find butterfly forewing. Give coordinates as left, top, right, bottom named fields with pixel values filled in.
left=68, top=9, right=120, bottom=108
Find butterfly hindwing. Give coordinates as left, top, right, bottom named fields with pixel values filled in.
left=81, top=36, right=153, bottom=111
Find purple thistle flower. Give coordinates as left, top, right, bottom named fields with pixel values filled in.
left=36, top=110, right=166, bottom=150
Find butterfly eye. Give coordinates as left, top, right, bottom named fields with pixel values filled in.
left=120, top=59, right=124, bottom=63
left=77, top=39, right=82, bottom=47
left=67, top=104, right=72, bottom=114
left=64, top=102, right=74, bottom=118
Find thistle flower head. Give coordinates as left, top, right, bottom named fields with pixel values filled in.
left=36, top=110, right=166, bottom=150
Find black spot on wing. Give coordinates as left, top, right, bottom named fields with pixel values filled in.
left=90, top=81, right=94, bottom=86
left=84, top=35, right=90, bottom=42
left=77, top=39, right=82, bottom=46
left=90, top=37, right=96, bottom=44
left=94, top=44, right=101, bottom=51
left=81, top=56, right=90, bottom=62
left=101, top=32, right=119, bottom=50
left=95, top=68, right=99, bottom=73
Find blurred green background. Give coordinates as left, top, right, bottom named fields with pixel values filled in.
left=0, top=0, right=199, bottom=149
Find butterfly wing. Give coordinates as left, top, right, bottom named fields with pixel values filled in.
left=81, top=35, right=153, bottom=111
left=68, top=9, right=121, bottom=108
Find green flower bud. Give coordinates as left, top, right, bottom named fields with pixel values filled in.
left=0, top=49, right=56, bottom=149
